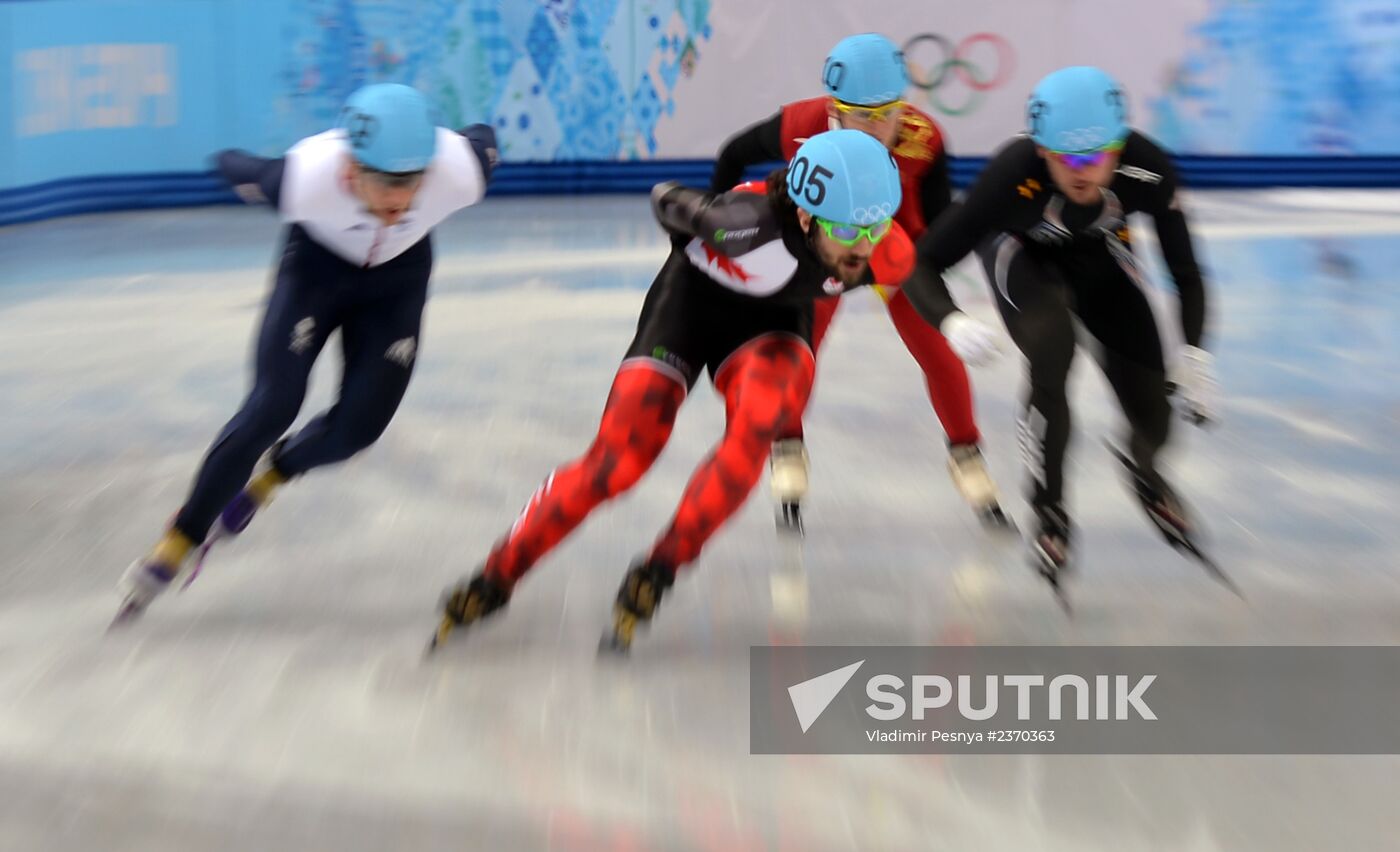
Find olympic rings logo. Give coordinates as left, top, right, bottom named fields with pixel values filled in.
left=1052, top=126, right=1113, bottom=151
left=902, top=33, right=1015, bottom=116
left=849, top=202, right=895, bottom=225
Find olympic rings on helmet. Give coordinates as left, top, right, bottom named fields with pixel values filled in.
left=848, top=202, right=896, bottom=225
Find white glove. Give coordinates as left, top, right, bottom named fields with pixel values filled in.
left=940, top=311, right=1002, bottom=366
left=1171, top=345, right=1218, bottom=426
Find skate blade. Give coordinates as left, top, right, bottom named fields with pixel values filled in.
left=598, top=611, right=639, bottom=657
left=598, top=631, right=632, bottom=656
left=180, top=542, right=217, bottom=592
left=1173, top=540, right=1246, bottom=599
left=979, top=504, right=1018, bottom=535
left=1148, top=513, right=1243, bottom=596
left=1104, top=440, right=1239, bottom=597
left=778, top=527, right=804, bottom=571
left=1039, top=568, right=1073, bottom=616
left=1031, top=545, right=1073, bottom=616
left=598, top=629, right=634, bottom=655
left=108, top=601, right=145, bottom=631
left=424, top=617, right=458, bottom=657
left=1128, top=473, right=1244, bottom=598
left=1104, top=440, right=1158, bottom=495
left=180, top=517, right=239, bottom=592
left=1103, top=440, right=1136, bottom=473
left=777, top=502, right=803, bottom=537
left=1158, top=522, right=1245, bottom=599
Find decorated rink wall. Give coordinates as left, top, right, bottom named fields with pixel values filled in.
left=5, top=0, right=1400, bottom=224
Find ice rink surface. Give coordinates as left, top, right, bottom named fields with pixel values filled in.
left=1, top=190, right=1398, bottom=850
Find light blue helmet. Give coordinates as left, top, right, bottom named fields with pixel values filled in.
left=340, top=83, right=436, bottom=173
left=1026, top=66, right=1128, bottom=152
left=787, top=129, right=902, bottom=225
left=822, top=33, right=908, bottom=106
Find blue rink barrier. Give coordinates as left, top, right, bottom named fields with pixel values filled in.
left=5, top=157, right=1400, bottom=227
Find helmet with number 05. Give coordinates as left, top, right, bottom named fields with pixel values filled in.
left=786, top=129, right=902, bottom=226
left=1026, top=66, right=1128, bottom=153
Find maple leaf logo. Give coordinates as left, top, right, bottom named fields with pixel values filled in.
left=702, top=243, right=754, bottom=283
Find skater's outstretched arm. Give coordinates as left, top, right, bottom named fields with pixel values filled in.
left=1133, top=137, right=1216, bottom=424
left=711, top=111, right=785, bottom=192
left=650, top=181, right=776, bottom=254
left=214, top=150, right=286, bottom=208
left=904, top=141, right=1023, bottom=328
left=1136, top=141, right=1207, bottom=348
left=902, top=140, right=1028, bottom=365
left=900, top=261, right=961, bottom=343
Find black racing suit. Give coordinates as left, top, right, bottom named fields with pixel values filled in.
left=903, top=131, right=1208, bottom=515
left=629, top=178, right=912, bottom=386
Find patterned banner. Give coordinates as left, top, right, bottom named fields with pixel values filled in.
left=6, top=0, right=1400, bottom=193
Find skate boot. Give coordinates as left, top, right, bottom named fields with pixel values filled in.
left=770, top=438, right=809, bottom=535
left=947, top=443, right=1012, bottom=530
left=599, top=560, right=675, bottom=655
left=427, top=572, right=511, bottom=652
left=1029, top=503, right=1073, bottom=612
left=1104, top=442, right=1202, bottom=549
left=113, top=525, right=200, bottom=626
left=1137, top=474, right=1192, bottom=549
left=113, top=553, right=183, bottom=627
left=1105, top=443, right=1241, bottom=595
left=184, top=444, right=288, bottom=590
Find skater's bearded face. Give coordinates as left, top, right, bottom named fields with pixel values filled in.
left=797, top=209, right=886, bottom=286
left=1039, top=143, right=1123, bottom=206
left=347, top=160, right=425, bottom=226
left=828, top=99, right=905, bottom=148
